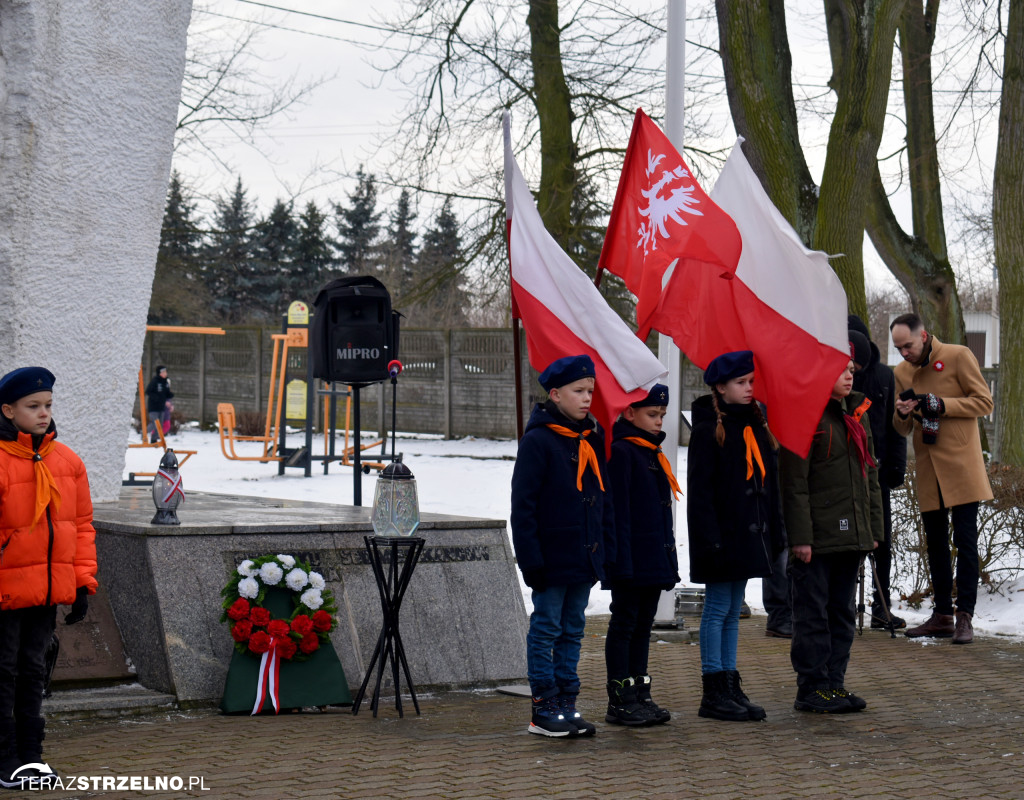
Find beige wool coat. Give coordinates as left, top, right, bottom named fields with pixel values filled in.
left=892, top=337, right=993, bottom=512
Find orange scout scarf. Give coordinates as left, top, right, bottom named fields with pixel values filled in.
left=0, top=437, right=62, bottom=526
left=623, top=437, right=681, bottom=500
left=742, top=426, right=766, bottom=482
left=546, top=425, right=604, bottom=492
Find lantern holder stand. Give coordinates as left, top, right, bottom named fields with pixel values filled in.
left=351, top=534, right=425, bottom=718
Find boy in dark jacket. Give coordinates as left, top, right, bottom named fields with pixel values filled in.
left=511, top=355, right=614, bottom=738
left=0, top=368, right=97, bottom=788
left=781, top=357, right=883, bottom=714
left=144, top=366, right=173, bottom=443
left=604, top=384, right=679, bottom=727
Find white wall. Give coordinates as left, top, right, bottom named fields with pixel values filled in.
left=0, top=1, right=193, bottom=500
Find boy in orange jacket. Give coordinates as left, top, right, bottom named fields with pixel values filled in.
left=0, top=367, right=97, bottom=788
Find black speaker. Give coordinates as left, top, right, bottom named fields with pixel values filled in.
left=311, top=276, right=400, bottom=385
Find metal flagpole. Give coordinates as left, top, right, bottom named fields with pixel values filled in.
left=654, top=0, right=686, bottom=625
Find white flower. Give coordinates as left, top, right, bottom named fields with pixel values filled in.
left=285, top=568, right=309, bottom=591
left=238, top=577, right=259, bottom=599
left=308, top=571, right=325, bottom=590
left=237, top=560, right=255, bottom=577
left=277, top=555, right=296, bottom=568
left=300, top=588, right=323, bottom=610
left=259, top=562, right=283, bottom=585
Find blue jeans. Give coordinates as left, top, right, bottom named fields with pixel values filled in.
left=700, top=580, right=746, bottom=674
left=526, top=582, right=592, bottom=697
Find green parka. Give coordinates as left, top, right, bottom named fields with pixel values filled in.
left=780, top=392, right=883, bottom=555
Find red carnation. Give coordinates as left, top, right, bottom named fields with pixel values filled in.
left=312, top=610, right=332, bottom=633
left=227, top=598, right=250, bottom=621
left=291, top=614, right=313, bottom=636
left=249, top=607, right=271, bottom=627
left=248, top=631, right=271, bottom=654
left=230, top=620, right=253, bottom=643
left=278, top=638, right=298, bottom=661
left=299, top=632, right=320, bottom=654
left=268, top=619, right=290, bottom=638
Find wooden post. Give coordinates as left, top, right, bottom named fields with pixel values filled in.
left=198, top=334, right=207, bottom=428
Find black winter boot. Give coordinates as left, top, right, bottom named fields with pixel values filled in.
left=605, top=678, right=655, bottom=727
left=0, top=718, right=27, bottom=790
left=15, top=716, right=51, bottom=785
left=698, top=672, right=748, bottom=721
left=634, top=675, right=670, bottom=724
left=726, top=670, right=766, bottom=721
left=557, top=692, right=596, bottom=737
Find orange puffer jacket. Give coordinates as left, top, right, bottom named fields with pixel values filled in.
left=0, top=431, right=98, bottom=610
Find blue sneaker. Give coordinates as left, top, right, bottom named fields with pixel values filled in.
left=529, top=695, right=578, bottom=737
left=558, top=693, right=596, bottom=736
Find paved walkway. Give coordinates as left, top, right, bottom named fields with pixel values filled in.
left=41, top=616, right=1024, bottom=799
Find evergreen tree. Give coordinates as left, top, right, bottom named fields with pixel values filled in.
left=292, top=200, right=335, bottom=299
left=150, top=171, right=213, bottom=324
left=205, top=177, right=259, bottom=323
left=250, top=198, right=297, bottom=319
left=409, top=197, right=468, bottom=326
left=380, top=188, right=417, bottom=299
left=334, top=166, right=381, bottom=277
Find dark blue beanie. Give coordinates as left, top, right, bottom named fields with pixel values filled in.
left=631, top=383, right=669, bottom=408
left=703, top=351, right=754, bottom=386
left=539, top=355, right=596, bottom=392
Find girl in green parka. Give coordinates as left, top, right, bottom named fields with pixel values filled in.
left=780, top=357, right=883, bottom=715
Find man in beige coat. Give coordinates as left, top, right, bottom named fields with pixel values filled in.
left=890, top=313, right=993, bottom=644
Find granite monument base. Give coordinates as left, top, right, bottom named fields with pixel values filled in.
left=93, top=489, right=528, bottom=704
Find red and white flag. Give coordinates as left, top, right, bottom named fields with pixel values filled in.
left=503, top=112, right=666, bottom=441
left=599, top=110, right=849, bottom=456
left=708, top=139, right=849, bottom=455
left=598, top=109, right=743, bottom=341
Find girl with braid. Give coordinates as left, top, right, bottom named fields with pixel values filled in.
left=687, top=351, right=786, bottom=721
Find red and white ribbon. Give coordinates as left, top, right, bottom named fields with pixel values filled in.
left=251, top=635, right=285, bottom=715
left=157, top=469, right=184, bottom=504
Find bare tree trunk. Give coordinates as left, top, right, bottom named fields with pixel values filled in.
left=526, top=0, right=576, bottom=248
left=816, top=0, right=906, bottom=322
left=994, top=0, right=1024, bottom=465
left=715, top=1, right=818, bottom=243
left=864, top=0, right=965, bottom=343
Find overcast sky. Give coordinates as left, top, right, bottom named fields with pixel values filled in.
left=172, top=1, right=1002, bottom=298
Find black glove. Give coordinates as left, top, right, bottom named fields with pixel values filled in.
left=918, top=393, right=944, bottom=418
left=521, top=568, right=547, bottom=593
left=64, top=586, right=89, bottom=625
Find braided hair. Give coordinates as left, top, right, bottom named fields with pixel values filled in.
left=710, top=387, right=780, bottom=451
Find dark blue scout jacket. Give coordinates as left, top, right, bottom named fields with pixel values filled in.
left=510, top=401, right=614, bottom=588
left=686, top=395, right=786, bottom=584
left=606, top=419, right=680, bottom=590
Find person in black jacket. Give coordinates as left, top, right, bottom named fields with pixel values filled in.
left=848, top=315, right=908, bottom=628
left=511, top=355, right=614, bottom=738
left=687, top=351, right=785, bottom=722
left=144, top=366, right=174, bottom=444
left=604, top=384, right=680, bottom=727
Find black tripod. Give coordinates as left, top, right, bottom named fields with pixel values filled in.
left=857, top=552, right=897, bottom=638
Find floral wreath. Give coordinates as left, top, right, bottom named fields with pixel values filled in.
left=220, top=554, right=337, bottom=663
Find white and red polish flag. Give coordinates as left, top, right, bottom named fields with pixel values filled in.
left=503, top=112, right=667, bottom=444
left=598, top=109, right=849, bottom=456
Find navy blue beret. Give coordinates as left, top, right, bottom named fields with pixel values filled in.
left=0, top=367, right=56, bottom=406
left=539, top=355, right=595, bottom=392
left=631, top=383, right=669, bottom=408
left=703, top=351, right=754, bottom=386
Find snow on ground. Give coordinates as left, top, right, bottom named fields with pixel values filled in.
left=124, top=427, right=1024, bottom=638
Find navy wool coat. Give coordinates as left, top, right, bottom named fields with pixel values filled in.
left=686, top=395, right=786, bottom=584
left=511, top=402, right=614, bottom=588
left=606, top=419, right=680, bottom=590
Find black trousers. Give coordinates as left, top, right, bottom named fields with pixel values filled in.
left=790, top=551, right=860, bottom=691
left=921, top=500, right=980, bottom=616
left=604, top=585, right=661, bottom=680
left=763, top=549, right=792, bottom=632
left=0, top=606, right=56, bottom=720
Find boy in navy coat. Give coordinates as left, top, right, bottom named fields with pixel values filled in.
left=604, top=384, right=679, bottom=727
left=511, top=355, right=614, bottom=737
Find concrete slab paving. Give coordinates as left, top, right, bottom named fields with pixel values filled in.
left=37, top=615, right=1024, bottom=799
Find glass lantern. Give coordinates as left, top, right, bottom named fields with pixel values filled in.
left=371, top=461, right=420, bottom=537
left=151, top=449, right=184, bottom=525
